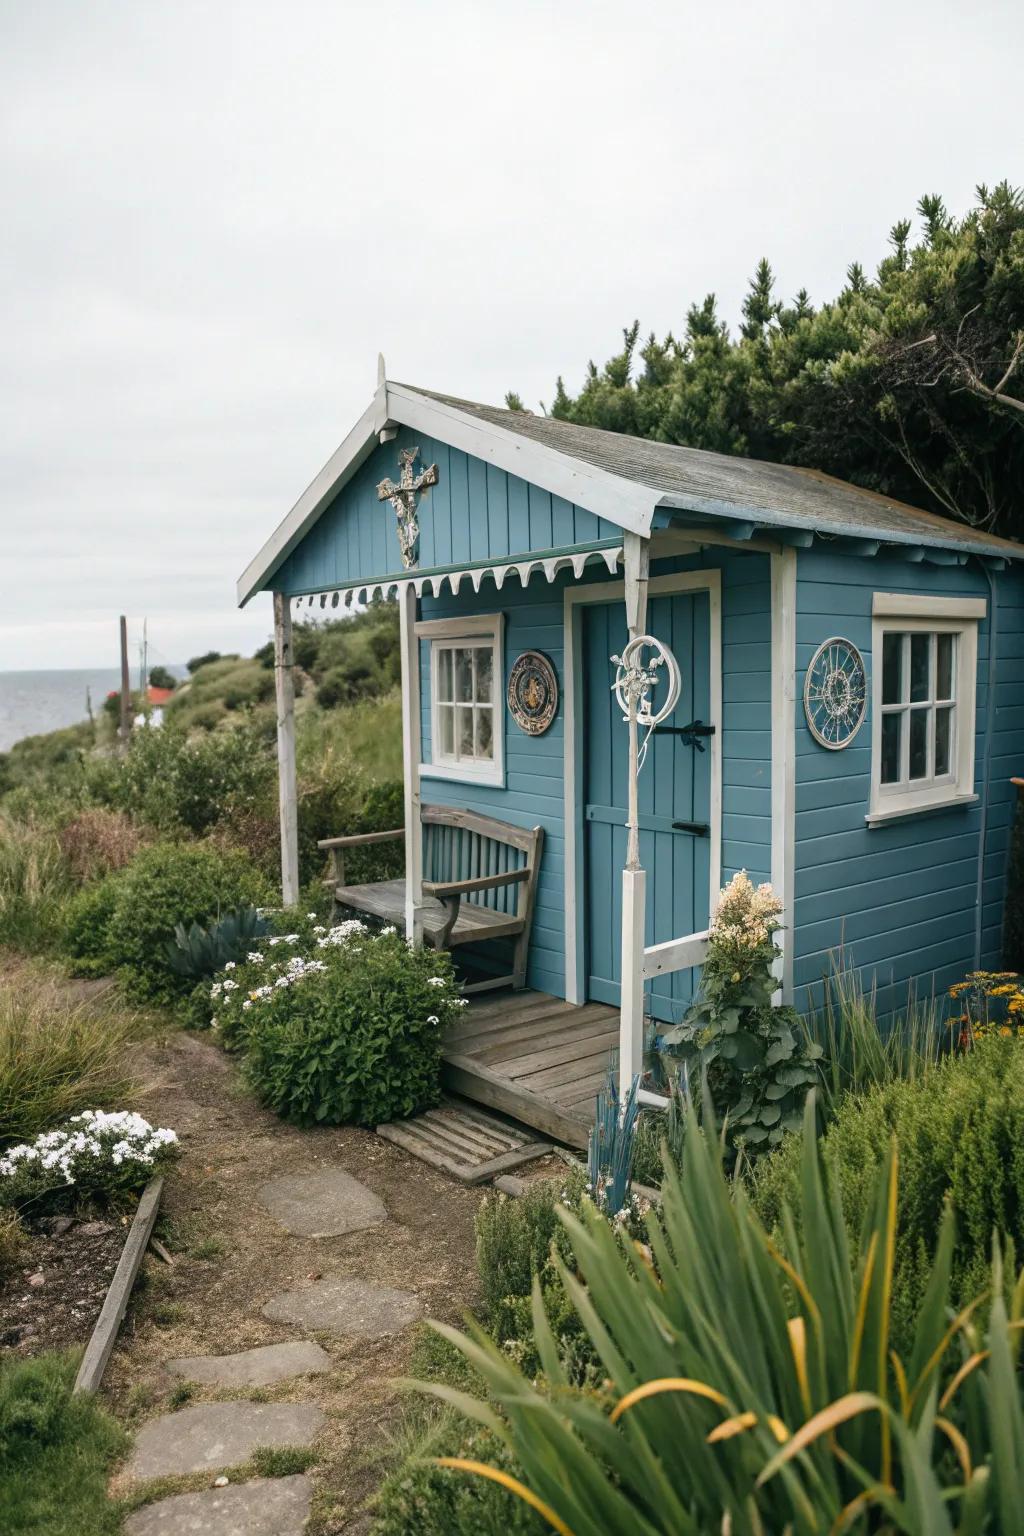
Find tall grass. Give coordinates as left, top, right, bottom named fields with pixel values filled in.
left=799, top=952, right=954, bottom=1121
left=0, top=977, right=141, bottom=1145
left=296, top=688, right=402, bottom=785
left=0, top=813, right=68, bottom=952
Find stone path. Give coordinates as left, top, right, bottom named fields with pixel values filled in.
left=125, top=1164, right=421, bottom=1532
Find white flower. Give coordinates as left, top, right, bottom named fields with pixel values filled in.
left=427, top=977, right=446, bottom=988
left=307, top=912, right=317, bottom=919
left=427, top=1015, right=439, bottom=1025
left=222, top=979, right=238, bottom=992
left=247, top=951, right=264, bottom=964
left=223, top=961, right=236, bottom=972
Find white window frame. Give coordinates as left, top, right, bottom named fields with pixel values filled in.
left=416, top=613, right=505, bottom=787
left=867, top=592, right=984, bottom=825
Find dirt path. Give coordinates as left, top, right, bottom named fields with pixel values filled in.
left=104, top=1029, right=483, bottom=1532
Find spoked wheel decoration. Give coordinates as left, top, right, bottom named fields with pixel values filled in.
left=803, top=636, right=867, bottom=749
left=611, top=633, right=682, bottom=770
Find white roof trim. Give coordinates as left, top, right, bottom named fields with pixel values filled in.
left=237, top=379, right=655, bottom=606
left=287, top=546, right=623, bottom=613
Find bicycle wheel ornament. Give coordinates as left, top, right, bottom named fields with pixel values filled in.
left=803, top=636, right=867, bottom=749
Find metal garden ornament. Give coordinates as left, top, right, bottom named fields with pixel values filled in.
left=803, top=636, right=867, bottom=749
left=611, top=633, right=682, bottom=870
left=377, top=446, right=439, bottom=570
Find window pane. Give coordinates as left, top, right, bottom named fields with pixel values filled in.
left=881, top=712, right=901, bottom=784
left=458, top=705, right=474, bottom=757
left=936, top=633, right=954, bottom=700
left=437, top=648, right=453, bottom=703
left=476, top=647, right=493, bottom=703
left=455, top=649, right=473, bottom=703
left=882, top=632, right=903, bottom=705
left=935, top=705, right=953, bottom=776
left=438, top=703, right=454, bottom=756
left=909, top=708, right=928, bottom=779
left=475, top=706, right=493, bottom=760
left=910, top=633, right=930, bottom=702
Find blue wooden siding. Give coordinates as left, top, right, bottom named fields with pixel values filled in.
left=273, top=424, right=620, bottom=597
left=792, top=550, right=1022, bottom=1017
left=416, top=547, right=773, bottom=999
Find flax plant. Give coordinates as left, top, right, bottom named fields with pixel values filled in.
left=416, top=1096, right=1024, bottom=1534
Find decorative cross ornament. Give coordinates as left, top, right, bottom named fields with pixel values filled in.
left=377, top=447, right=439, bottom=570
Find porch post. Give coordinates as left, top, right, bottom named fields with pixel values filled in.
left=619, top=533, right=651, bottom=1090
left=272, top=590, right=300, bottom=907
left=399, top=580, right=425, bottom=944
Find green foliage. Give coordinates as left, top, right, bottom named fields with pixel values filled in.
left=0, top=1208, right=24, bottom=1272
left=0, top=812, right=69, bottom=952
left=661, top=873, right=820, bottom=1152
left=85, top=722, right=275, bottom=836
left=62, top=879, right=123, bottom=977
left=0, top=1351, right=127, bottom=1536
left=83, top=842, right=269, bottom=1005
left=0, top=977, right=140, bottom=1145
left=147, top=665, right=176, bottom=691
left=0, top=720, right=95, bottom=799
left=186, top=649, right=227, bottom=673
left=540, top=184, right=1024, bottom=538
left=165, top=907, right=272, bottom=982
left=248, top=1444, right=317, bottom=1476
left=234, top=925, right=459, bottom=1126
left=0, top=1109, right=178, bottom=1214
left=753, top=1035, right=1024, bottom=1350
left=422, top=1097, right=1024, bottom=1535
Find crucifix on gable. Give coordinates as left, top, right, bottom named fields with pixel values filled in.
left=377, top=447, right=439, bottom=570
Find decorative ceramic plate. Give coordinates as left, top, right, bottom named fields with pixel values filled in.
left=507, top=651, right=559, bottom=736
left=803, top=636, right=867, bottom=749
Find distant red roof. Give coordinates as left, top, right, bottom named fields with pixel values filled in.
left=147, top=685, right=175, bottom=705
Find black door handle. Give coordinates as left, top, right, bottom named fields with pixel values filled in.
left=654, top=720, right=716, bottom=752
left=672, top=820, right=710, bottom=837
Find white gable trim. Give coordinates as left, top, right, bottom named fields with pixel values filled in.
left=237, top=381, right=657, bottom=606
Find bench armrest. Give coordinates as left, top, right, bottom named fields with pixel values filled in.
left=422, top=867, right=529, bottom=900
left=318, top=829, right=405, bottom=850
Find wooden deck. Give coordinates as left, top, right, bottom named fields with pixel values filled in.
left=441, top=990, right=619, bottom=1148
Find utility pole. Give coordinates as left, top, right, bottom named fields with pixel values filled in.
left=119, top=615, right=131, bottom=749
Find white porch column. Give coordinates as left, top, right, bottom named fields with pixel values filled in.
left=619, top=533, right=651, bottom=1089
left=398, top=580, right=425, bottom=944
left=272, top=590, right=300, bottom=907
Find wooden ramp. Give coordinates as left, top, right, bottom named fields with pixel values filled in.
left=441, top=991, right=619, bottom=1149
left=377, top=1099, right=551, bottom=1184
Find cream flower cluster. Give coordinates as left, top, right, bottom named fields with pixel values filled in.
left=0, top=1110, right=178, bottom=1186
left=710, top=870, right=782, bottom=952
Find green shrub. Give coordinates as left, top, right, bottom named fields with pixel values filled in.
left=0, top=1109, right=178, bottom=1214
left=0, top=978, right=140, bottom=1144
left=62, top=878, right=123, bottom=977
left=83, top=723, right=275, bottom=836
left=0, top=1352, right=127, bottom=1536
left=228, top=923, right=460, bottom=1125
left=371, top=1409, right=542, bottom=1536
left=752, top=1035, right=1024, bottom=1348
left=103, top=842, right=270, bottom=1005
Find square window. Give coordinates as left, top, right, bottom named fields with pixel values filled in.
left=869, top=598, right=981, bottom=823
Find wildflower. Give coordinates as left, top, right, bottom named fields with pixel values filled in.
left=247, top=951, right=264, bottom=964
left=223, top=961, right=236, bottom=972
left=428, top=977, right=446, bottom=988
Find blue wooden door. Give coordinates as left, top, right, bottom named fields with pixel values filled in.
left=583, top=591, right=712, bottom=1022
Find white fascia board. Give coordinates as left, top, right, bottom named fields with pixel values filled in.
left=236, top=393, right=382, bottom=607
left=388, top=384, right=656, bottom=537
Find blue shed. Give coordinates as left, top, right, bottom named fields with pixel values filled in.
left=239, top=366, right=1023, bottom=1143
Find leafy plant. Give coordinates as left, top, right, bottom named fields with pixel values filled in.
left=753, top=1033, right=1024, bottom=1352
left=165, top=906, right=272, bottom=981
left=0, top=1351, right=127, bottom=1536
left=62, top=878, right=123, bottom=977
left=0, top=977, right=140, bottom=1145
left=0, top=1110, right=178, bottom=1214
left=421, top=1095, right=1024, bottom=1535
left=232, top=924, right=461, bottom=1126
left=661, top=872, right=820, bottom=1152
left=588, top=1072, right=640, bottom=1214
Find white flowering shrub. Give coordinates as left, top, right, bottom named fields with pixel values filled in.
left=206, top=921, right=464, bottom=1126
left=661, top=871, right=821, bottom=1154
left=0, top=1110, right=179, bottom=1213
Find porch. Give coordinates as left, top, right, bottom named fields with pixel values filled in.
left=441, top=990, right=620, bottom=1148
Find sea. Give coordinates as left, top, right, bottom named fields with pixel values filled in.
left=0, top=668, right=131, bottom=752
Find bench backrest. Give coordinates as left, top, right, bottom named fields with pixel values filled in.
left=421, top=805, right=542, bottom=916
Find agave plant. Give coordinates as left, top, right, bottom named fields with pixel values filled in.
left=165, top=906, right=271, bottom=980
left=417, top=1095, right=1024, bottom=1534
left=587, top=1072, right=640, bottom=1216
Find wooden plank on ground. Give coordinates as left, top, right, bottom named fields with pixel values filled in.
left=377, top=1106, right=551, bottom=1184
left=442, top=1054, right=591, bottom=1149
left=74, top=1176, right=163, bottom=1396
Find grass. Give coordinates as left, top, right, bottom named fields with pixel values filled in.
left=0, top=1352, right=127, bottom=1536
left=0, top=812, right=68, bottom=952
left=249, top=1444, right=318, bottom=1476
left=0, top=1207, right=25, bottom=1271
left=0, top=974, right=142, bottom=1145
left=296, top=690, right=402, bottom=786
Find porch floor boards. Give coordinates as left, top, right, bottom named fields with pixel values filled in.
left=441, top=990, right=618, bottom=1149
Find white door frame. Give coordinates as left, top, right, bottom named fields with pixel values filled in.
left=562, top=568, right=723, bottom=1005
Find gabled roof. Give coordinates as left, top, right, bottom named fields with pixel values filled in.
left=238, top=377, right=1022, bottom=605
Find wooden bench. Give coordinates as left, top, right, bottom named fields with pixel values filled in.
left=318, top=807, right=544, bottom=993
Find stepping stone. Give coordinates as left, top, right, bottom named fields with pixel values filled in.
left=130, top=1401, right=325, bottom=1480
left=166, top=1340, right=331, bottom=1388
left=262, top=1275, right=422, bottom=1338
left=256, top=1168, right=386, bottom=1237
left=124, top=1473, right=312, bottom=1534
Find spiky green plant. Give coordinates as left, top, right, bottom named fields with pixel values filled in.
left=165, top=906, right=272, bottom=981
left=414, top=1096, right=1024, bottom=1534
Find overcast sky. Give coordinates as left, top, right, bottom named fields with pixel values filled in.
left=2, top=0, right=1021, bottom=670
